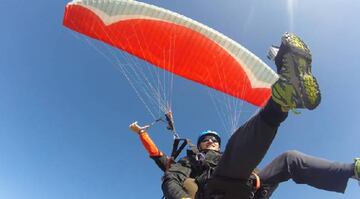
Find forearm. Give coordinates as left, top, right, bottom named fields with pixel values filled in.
left=151, top=154, right=170, bottom=172
left=139, top=132, right=162, bottom=156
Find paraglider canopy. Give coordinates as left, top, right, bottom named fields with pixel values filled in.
left=63, top=0, right=278, bottom=107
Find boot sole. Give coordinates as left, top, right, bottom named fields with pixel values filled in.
left=280, top=33, right=321, bottom=110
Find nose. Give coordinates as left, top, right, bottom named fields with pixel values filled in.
left=207, top=139, right=214, bottom=143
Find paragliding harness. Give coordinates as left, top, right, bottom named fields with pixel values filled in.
left=151, top=112, right=265, bottom=199
left=204, top=171, right=264, bottom=199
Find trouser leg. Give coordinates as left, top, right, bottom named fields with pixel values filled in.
left=258, top=150, right=354, bottom=197
left=214, top=99, right=288, bottom=179
left=204, top=99, right=287, bottom=199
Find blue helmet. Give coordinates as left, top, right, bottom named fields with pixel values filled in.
left=197, top=130, right=221, bottom=147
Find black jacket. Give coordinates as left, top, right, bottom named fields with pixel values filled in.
left=162, top=149, right=222, bottom=199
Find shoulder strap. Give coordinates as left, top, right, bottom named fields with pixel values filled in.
left=171, top=138, right=200, bottom=161
left=171, top=138, right=188, bottom=160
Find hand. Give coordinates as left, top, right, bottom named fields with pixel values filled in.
left=129, top=121, right=149, bottom=134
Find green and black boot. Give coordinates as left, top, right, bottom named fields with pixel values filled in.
left=271, top=32, right=321, bottom=111
left=353, top=158, right=360, bottom=183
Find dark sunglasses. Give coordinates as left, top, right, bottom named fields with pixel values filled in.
left=200, top=136, right=219, bottom=143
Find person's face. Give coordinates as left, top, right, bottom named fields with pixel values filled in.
left=199, top=136, right=220, bottom=151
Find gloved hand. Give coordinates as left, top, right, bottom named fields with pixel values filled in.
left=129, top=121, right=149, bottom=134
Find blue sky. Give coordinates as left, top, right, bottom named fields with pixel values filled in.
left=1, top=0, right=360, bottom=198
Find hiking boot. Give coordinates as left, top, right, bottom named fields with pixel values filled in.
left=354, top=158, right=360, bottom=180
left=272, top=32, right=321, bottom=110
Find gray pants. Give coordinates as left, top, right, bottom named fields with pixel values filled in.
left=208, top=99, right=353, bottom=199
left=256, top=150, right=354, bottom=199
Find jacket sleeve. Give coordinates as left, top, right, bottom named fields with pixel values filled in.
left=138, top=132, right=171, bottom=171
left=162, top=158, right=192, bottom=199
left=150, top=154, right=169, bottom=172
left=139, top=132, right=163, bottom=156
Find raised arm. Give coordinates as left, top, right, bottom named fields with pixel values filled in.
left=129, top=121, right=169, bottom=171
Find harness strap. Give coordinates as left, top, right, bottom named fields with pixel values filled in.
left=165, top=156, right=175, bottom=171
left=186, top=139, right=200, bottom=155
left=171, top=138, right=200, bottom=161
left=171, top=138, right=187, bottom=160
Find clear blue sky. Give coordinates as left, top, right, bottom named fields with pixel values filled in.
left=1, top=0, right=360, bottom=198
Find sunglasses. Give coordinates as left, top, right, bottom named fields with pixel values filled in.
left=200, top=136, right=219, bottom=143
